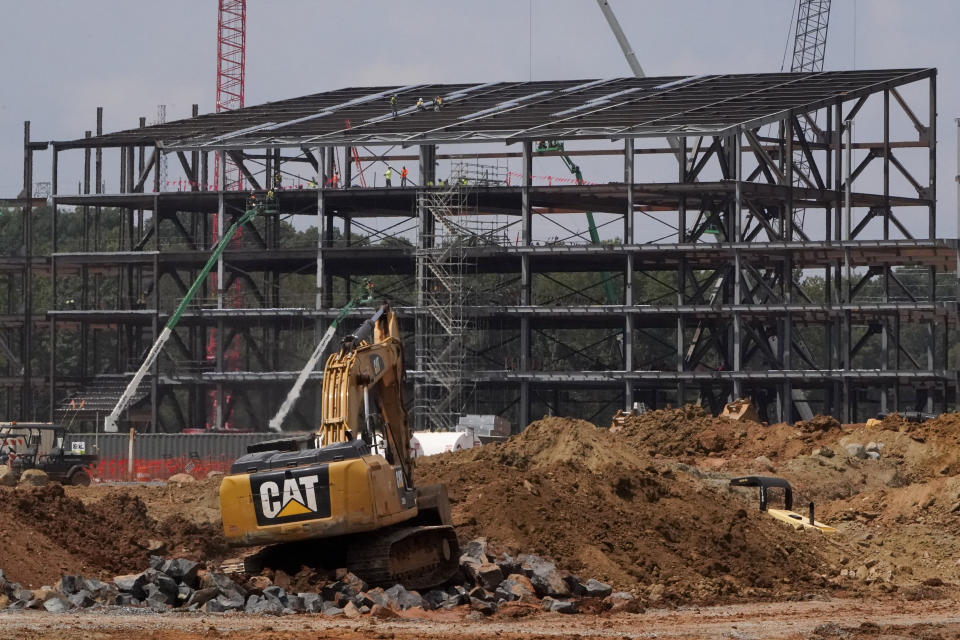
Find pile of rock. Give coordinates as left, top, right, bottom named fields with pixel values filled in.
left=0, top=569, right=119, bottom=612
left=457, top=538, right=633, bottom=615
left=844, top=441, right=883, bottom=460
left=0, top=537, right=635, bottom=617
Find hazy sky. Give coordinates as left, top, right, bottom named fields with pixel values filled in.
left=1, top=0, right=958, bottom=234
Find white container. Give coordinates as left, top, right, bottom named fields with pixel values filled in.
left=411, top=431, right=480, bottom=457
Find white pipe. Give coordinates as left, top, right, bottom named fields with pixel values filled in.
left=103, top=326, right=172, bottom=432
left=268, top=322, right=339, bottom=432
left=127, top=427, right=134, bottom=480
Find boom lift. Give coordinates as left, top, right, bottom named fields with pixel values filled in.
left=219, top=303, right=459, bottom=589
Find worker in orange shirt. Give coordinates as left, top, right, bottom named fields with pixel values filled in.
left=400, top=166, right=409, bottom=186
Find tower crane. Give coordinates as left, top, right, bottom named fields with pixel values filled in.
left=207, top=0, right=248, bottom=428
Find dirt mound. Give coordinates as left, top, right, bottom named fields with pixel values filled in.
left=834, top=412, right=960, bottom=482
left=0, top=483, right=227, bottom=587
left=613, top=405, right=724, bottom=456
left=796, top=415, right=842, bottom=433
left=66, top=476, right=223, bottom=526
left=417, top=416, right=831, bottom=603
left=473, top=416, right=650, bottom=472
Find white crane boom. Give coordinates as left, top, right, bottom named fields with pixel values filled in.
left=595, top=0, right=646, bottom=78
left=594, top=0, right=683, bottom=163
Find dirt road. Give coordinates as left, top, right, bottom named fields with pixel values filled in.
left=3, top=598, right=959, bottom=640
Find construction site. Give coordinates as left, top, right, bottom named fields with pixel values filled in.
left=1, top=0, right=960, bottom=638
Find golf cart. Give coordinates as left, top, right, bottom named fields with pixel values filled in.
left=0, top=422, right=98, bottom=486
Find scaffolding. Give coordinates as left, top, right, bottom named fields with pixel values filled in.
left=449, top=160, right=509, bottom=188
left=414, top=183, right=476, bottom=430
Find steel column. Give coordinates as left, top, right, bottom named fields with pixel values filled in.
left=732, top=131, right=742, bottom=400
left=21, top=122, right=33, bottom=419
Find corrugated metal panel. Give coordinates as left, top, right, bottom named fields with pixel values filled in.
left=73, top=432, right=311, bottom=463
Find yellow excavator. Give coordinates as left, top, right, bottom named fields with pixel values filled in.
left=219, top=303, right=459, bottom=589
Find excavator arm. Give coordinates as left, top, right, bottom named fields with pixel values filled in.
left=319, top=304, right=413, bottom=484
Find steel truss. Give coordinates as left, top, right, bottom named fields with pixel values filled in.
left=1, top=69, right=953, bottom=432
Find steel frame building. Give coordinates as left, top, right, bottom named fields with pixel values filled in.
left=2, top=68, right=955, bottom=431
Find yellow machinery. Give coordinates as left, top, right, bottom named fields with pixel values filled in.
left=219, top=304, right=459, bottom=588
left=729, top=476, right=836, bottom=534
left=610, top=402, right=646, bottom=432
left=720, top=397, right=760, bottom=422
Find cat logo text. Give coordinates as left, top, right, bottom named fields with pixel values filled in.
left=250, top=466, right=331, bottom=526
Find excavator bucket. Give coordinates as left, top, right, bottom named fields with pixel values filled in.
left=720, top=398, right=759, bottom=422
left=610, top=402, right=647, bottom=432
left=610, top=409, right=629, bottom=433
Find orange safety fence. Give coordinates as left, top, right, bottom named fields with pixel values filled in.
left=89, top=456, right=234, bottom=482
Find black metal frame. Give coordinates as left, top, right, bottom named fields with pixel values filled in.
left=0, top=68, right=952, bottom=432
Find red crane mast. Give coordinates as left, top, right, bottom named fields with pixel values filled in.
left=208, top=0, right=247, bottom=428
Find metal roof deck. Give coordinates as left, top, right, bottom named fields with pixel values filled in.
left=57, top=68, right=934, bottom=151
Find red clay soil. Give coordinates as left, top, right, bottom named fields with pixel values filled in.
left=0, top=484, right=227, bottom=588
left=416, top=416, right=833, bottom=604
left=612, top=404, right=847, bottom=463
left=611, top=404, right=719, bottom=456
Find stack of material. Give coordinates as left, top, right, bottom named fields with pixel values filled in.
left=456, top=415, right=511, bottom=443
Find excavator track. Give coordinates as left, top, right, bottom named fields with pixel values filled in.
left=347, top=525, right=459, bottom=590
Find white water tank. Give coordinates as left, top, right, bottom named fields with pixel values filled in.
left=410, top=431, right=480, bottom=458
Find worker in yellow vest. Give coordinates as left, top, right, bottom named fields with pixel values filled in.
left=384, top=167, right=393, bottom=187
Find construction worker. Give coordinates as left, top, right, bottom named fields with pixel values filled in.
left=274, top=171, right=282, bottom=190
left=384, top=167, right=393, bottom=187
left=331, top=171, right=340, bottom=189
left=400, top=166, right=409, bottom=186
left=390, top=94, right=398, bottom=118
left=433, top=96, right=443, bottom=111
left=416, top=97, right=425, bottom=111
